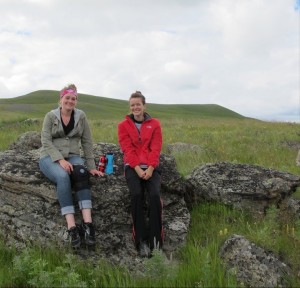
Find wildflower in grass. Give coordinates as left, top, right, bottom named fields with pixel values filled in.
left=219, top=228, right=228, bottom=236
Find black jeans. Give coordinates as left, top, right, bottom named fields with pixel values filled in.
left=125, top=166, right=164, bottom=250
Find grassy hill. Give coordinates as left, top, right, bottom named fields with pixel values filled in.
left=0, top=90, right=246, bottom=121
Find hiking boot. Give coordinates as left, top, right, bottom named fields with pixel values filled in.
left=81, top=222, right=96, bottom=246
left=138, top=241, right=151, bottom=258
left=67, top=226, right=81, bottom=248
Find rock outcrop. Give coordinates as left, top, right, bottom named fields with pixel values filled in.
left=220, top=234, right=291, bottom=287
left=185, top=162, right=300, bottom=218
left=0, top=132, right=189, bottom=270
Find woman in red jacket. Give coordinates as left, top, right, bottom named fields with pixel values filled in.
left=118, top=91, right=164, bottom=257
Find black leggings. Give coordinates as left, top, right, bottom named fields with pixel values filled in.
left=125, top=166, right=164, bottom=249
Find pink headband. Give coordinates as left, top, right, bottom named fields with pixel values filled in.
left=60, top=89, right=78, bottom=98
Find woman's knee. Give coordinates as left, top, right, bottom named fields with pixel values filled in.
left=57, top=171, right=71, bottom=181
left=56, top=172, right=72, bottom=186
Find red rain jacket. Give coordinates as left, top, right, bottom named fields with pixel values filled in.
left=118, top=113, right=162, bottom=169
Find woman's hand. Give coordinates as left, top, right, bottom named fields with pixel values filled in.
left=58, top=159, right=73, bottom=174
left=135, top=165, right=154, bottom=180
left=142, top=166, right=154, bottom=180
left=134, top=166, right=145, bottom=178
left=89, top=169, right=104, bottom=177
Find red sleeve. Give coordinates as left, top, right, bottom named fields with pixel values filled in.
left=118, top=121, right=140, bottom=168
left=148, top=120, right=162, bottom=168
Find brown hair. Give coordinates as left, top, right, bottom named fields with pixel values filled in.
left=129, top=91, right=146, bottom=105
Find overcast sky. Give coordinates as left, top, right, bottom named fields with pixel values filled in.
left=1, top=0, right=299, bottom=122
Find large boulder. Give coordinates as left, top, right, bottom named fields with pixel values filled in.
left=220, top=234, right=291, bottom=287
left=185, top=162, right=300, bottom=217
left=0, top=132, right=190, bottom=270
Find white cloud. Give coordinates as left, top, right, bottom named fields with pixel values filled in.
left=0, top=0, right=298, bottom=121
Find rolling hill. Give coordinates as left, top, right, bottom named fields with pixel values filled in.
left=0, top=90, right=246, bottom=121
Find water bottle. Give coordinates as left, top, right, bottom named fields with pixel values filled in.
left=98, top=155, right=107, bottom=173
left=105, top=153, right=114, bottom=174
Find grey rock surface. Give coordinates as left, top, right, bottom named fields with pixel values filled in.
left=220, top=234, right=291, bottom=287
left=185, top=162, right=300, bottom=217
left=0, top=132, right=190, bottom=270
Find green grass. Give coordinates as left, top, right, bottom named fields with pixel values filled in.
left=162, top=118, right=300, bottom=176
left=0, top=92, right=300, bottom=287
left=0, top=241, right=133, bottom=287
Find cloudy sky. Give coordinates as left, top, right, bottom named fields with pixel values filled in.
left=1, top=0, right=299, bottom=121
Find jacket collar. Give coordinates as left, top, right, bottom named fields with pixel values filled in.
left=128, top=112, right=152, bottom=122
left=52, top=107, right=82, bottom=125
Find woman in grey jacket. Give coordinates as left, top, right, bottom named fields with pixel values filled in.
left=39, top=84, right=102, bottom=248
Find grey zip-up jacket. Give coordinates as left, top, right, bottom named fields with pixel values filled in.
left=40, top=107, right=96, bottom=171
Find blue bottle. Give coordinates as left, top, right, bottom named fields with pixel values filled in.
left=105, top=153, right=114, bottom=174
